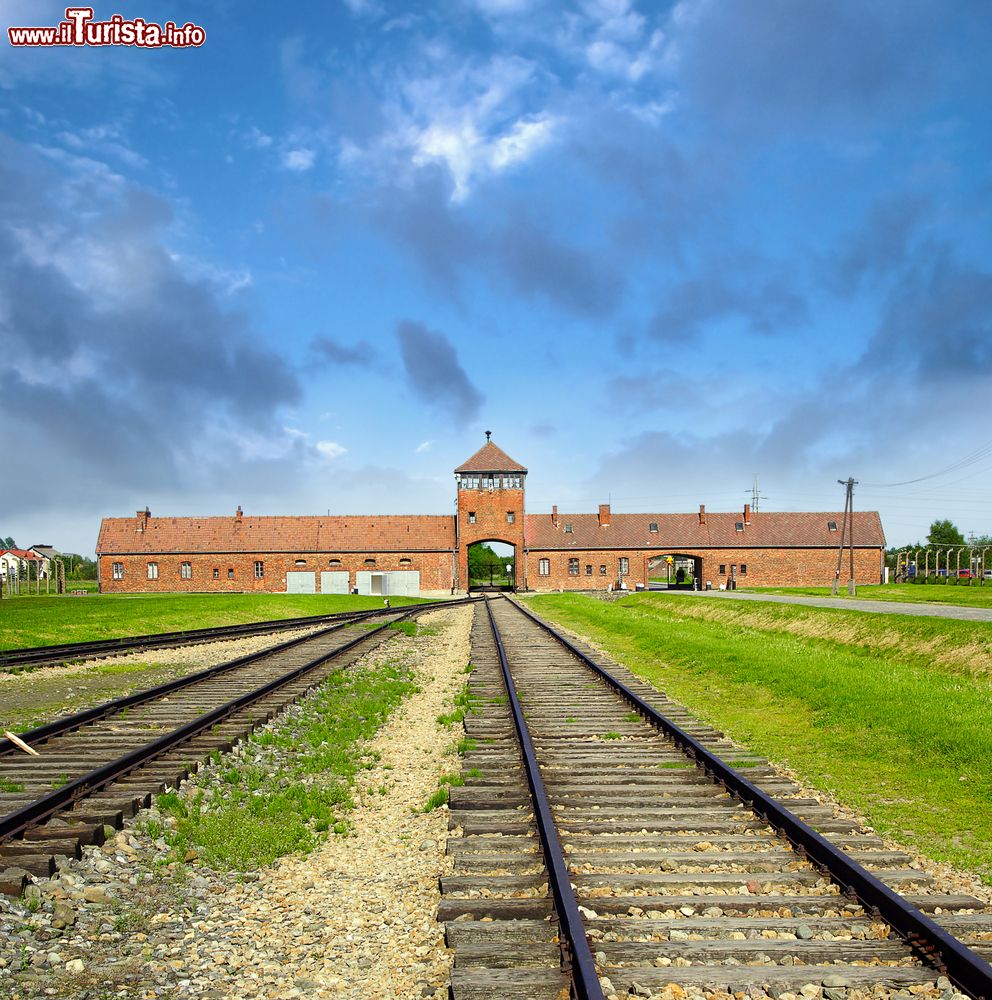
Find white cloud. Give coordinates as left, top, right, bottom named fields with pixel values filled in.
left=244, top=126, right=273, bottom=149
left=282, top=148, right=316, bottom=172
left=415, top=439, right=434, bottom=453
left=315, top=440, right=347, bottom=459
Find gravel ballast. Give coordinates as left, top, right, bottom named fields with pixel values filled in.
left=0, top=605, right=473, bottom=999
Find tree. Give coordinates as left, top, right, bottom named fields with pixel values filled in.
left=0, top=536, right=15, bottom=550
left=927, top=519, right=965, bottom=546
left=468, top=543, right=512, bottom=585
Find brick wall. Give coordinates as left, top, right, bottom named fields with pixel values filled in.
left=524, top=546, right=883, bottom=591
left=99, top=551, right=456, bottom=595
left=456, top=484, right=526, bottom=590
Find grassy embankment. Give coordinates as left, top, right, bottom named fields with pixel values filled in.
left=523, top=591, right=992, bottom=884
left=741, top=582, right=992, bottom=608
left=0, top=592, right=434, bottom=650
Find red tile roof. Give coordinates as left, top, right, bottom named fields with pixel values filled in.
left=524, top=511, right=885, bottom=550
left=0, top=548, right=43, bottom=560
left=454, top=441, right=527, bottom=473
left=96, top=514, right=456, bottom=555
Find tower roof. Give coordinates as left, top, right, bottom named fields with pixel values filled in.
left=454, top=440, right=527, bottom=474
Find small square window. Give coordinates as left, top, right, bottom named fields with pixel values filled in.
left=719, top=564, right=726, bottom=574
left=735, top=521, right=744, bottom=532
left=585, top=564, right=592, bottom=575
left=181, top=561, right=192, bottom=579
left=146, top=562, right=158, bottom=580
left=740, top=563, right=748, bottom=575
left=227, top=567, right=234, bottom=579
left=564, top=523, right=573, bottom=533
left=827, top=521, right=838, bottom=531
left=649, top=522, right=658, bottom=532
left=112, top=562, right=124, bottom=580
left=506, top=511, right=515, bottom=523
left=468, top=511, right=476, bottom=524
left=600, top=564, right=607, bottom=575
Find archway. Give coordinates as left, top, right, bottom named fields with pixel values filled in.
left=468, top=540, right=516, bottom=592
left=648, top=553, right=703, bottom=590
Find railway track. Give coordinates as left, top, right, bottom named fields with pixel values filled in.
left=441, top=596, right=992, bottom=999
left=0, top=599, right=453, bottom=671
left=0, top=600, right=474, bottom=893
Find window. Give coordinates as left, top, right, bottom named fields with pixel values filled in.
left=619, top=557, right=628, bottom=576
left=506, top=511, right=515, bottom=523
left=649, top=522, right=658, bottom=533
left=568, top=558, right=579, bottom=575
left=740, top=564, right=747, bottom=575
left=585, top=564, right=592, bottom=576
left=112, top=562, right=124, bottom=580
left=719, top=564, right=726, bottom=574
left=539, top=558, right=550, bottom=576
left=827, top=521, right=838, bottom=531
left=400, top=557, right=412, bottom=565
left=600, top=564, right=607, bottom=575
left=294, top=559, right=306, bottom=567
left=213, top=567, right=219, bottom=579
left=146, top=562, right=158, bottom=580
left=254, top=561, right=264, bottom=579
left=484, top=476, right=494, bottom=489
left=328, top=558, right=341, bottom=566
left=564, top=523, right=573, bottom=533
left=181, top=562, right=192, bottom=579
left=227, top=567, right=234, bottom=579
left=468, top=511, right=476, bottom=524
left=735, top=521, right=744, bottom=532
left=364, top=558, right=376, bottom=565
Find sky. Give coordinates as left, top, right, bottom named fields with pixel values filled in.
left=1, top=0, right=990, bottom=556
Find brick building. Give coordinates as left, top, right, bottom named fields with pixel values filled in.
left=96, top=436, right=885, bottom=595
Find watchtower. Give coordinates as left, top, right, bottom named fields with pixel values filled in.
left=454, top=432, right=527, bottom=591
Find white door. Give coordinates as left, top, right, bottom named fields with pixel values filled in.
left=286, top=571, right=316, bottom=594
left=320, top=571, right=349, bottom=594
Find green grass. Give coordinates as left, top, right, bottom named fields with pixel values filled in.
left=423, top=787, right=449, bottom=812
left=741, top=583, right=992, bottom=608
left=0, top=592, right=435, bottom=650
left=524, top=591, right=992, bottom=884
left=155, top=658, right=418, bottom=869
left=0, top=778, right=25, bottom=792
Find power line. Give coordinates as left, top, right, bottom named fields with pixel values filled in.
left=860, top=442, right=992, bottom=488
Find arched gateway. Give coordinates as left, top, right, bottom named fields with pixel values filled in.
left=454, top=432, right=527, bottom=592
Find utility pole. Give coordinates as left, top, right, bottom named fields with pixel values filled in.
left=831, top=477, right=858, bottom=595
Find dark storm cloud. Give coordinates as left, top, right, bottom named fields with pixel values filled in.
left=308, top=335, right=378, bottom=367
left=676, top=1, right=949, bottom=137
left=0, top=137, right=301, bottom=520
left=364, top=170, right=622, bottom=320
left=648, top=270, right=808, bottom=342
left=395, top=319, right=483, bottom=422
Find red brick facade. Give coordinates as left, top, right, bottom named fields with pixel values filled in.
left=96, top=439, right=886, bottom=594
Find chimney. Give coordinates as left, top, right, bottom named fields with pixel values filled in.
left=136, top=507, right=150, bottom=532
left=598, top=503, right=611, bottom=527
left=744, top=503, right=751, bottom=524
left=698, top=504, right=706, bottom=525
left=235, top=505, right=243, bottom=523
left=552, top=505, right=559, bottom=528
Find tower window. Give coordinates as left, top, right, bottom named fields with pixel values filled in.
left=468, top=511, right=476, bottom=524
left=506, top=511, right=515, bottom=523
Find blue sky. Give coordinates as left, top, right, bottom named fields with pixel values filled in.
left=1, top=0, right=990, bottom=555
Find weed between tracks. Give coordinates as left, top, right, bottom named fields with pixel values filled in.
left=525, top=592, right=992, bottom=885
left=154, top=658, right=418, bottom=869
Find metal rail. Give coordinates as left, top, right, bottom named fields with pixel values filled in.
left=507, top=596, right=992, bottom=1000
left=484, top=598, right=605, bottom=1000
left=0, top=598, right=460, bottom=670
left=0, top=612, right=380, bottom=757
left=0, top=604, right=439, bottom=843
